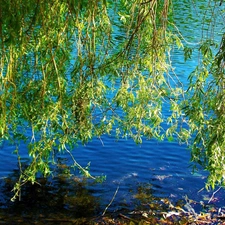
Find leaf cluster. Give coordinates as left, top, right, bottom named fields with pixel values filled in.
left=1, top=0, right=225, bottom=199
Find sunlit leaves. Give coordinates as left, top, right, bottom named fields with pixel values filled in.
left=183, top=22, right=225, bottom=189
left=1, top=0, right=214, bottom=199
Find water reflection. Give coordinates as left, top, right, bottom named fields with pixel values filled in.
left=0, top=161, right=101, bottom=224
left=0, top=160, right=225, bottom=224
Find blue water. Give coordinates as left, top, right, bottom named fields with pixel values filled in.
left=1, top=0, right=225, bottom=215
left=70, top=136, right=225, bottom=209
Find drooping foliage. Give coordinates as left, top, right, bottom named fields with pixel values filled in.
left=0, top=0, right=182, bottom=200
left=184, top=37, right=225, bottom=188
left=177, top=1, right=225, bottom=189
left=0, top=0, right=225, bottom=200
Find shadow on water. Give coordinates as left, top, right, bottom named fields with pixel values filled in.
left=0, top=160, right=102, bottom=224
left=1, top=161, right=225, bottom=225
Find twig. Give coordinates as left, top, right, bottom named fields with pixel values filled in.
left=168, top=21, right=201, bottom=46
left=98, top=136, right=104, bottom=146
left=102, top=185, right=120, bottom=216
left=208, top=187, right=221, bottom=203
left=198, top=187, right=205, bottom=193
left=119, top=213, right=135, bottom=221
left=65, top=146, right=96, bottom=179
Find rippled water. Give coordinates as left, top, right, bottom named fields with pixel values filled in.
left=70, top=136, right=225, bottom=209
left=1, top=0, right=225, bottom=221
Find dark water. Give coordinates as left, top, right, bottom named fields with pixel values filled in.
left=1, top=1, right=225, bottom=223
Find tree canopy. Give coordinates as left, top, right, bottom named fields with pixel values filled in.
left=0, top=0, right=225, bottom=200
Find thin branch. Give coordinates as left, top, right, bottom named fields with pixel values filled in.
left=168, top=21, right=201, bottom=46
left=102, top=184, right=120, bottom=216
left=64, top=146, right=96, bottom=180
left=208, top=187, right=221, bottom=203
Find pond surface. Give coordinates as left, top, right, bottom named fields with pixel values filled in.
left=1, top=1, right=225, bottom=224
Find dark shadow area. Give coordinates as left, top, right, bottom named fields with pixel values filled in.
left=0, top=160, right=225, bottom=224
left=0, top=159, right=101, bottom=224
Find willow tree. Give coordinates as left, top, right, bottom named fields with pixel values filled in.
left=0, top=0, right=224, bottom=200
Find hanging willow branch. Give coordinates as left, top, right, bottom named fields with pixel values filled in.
left=0, top=0, right=194, bottom=200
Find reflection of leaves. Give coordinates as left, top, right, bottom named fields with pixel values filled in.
left=0, top=166, right=101, bottom=221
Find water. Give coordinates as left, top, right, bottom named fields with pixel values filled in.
left=70, top=135, right=224, bottom=206
left=1, top=0, right=225, bottom=223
